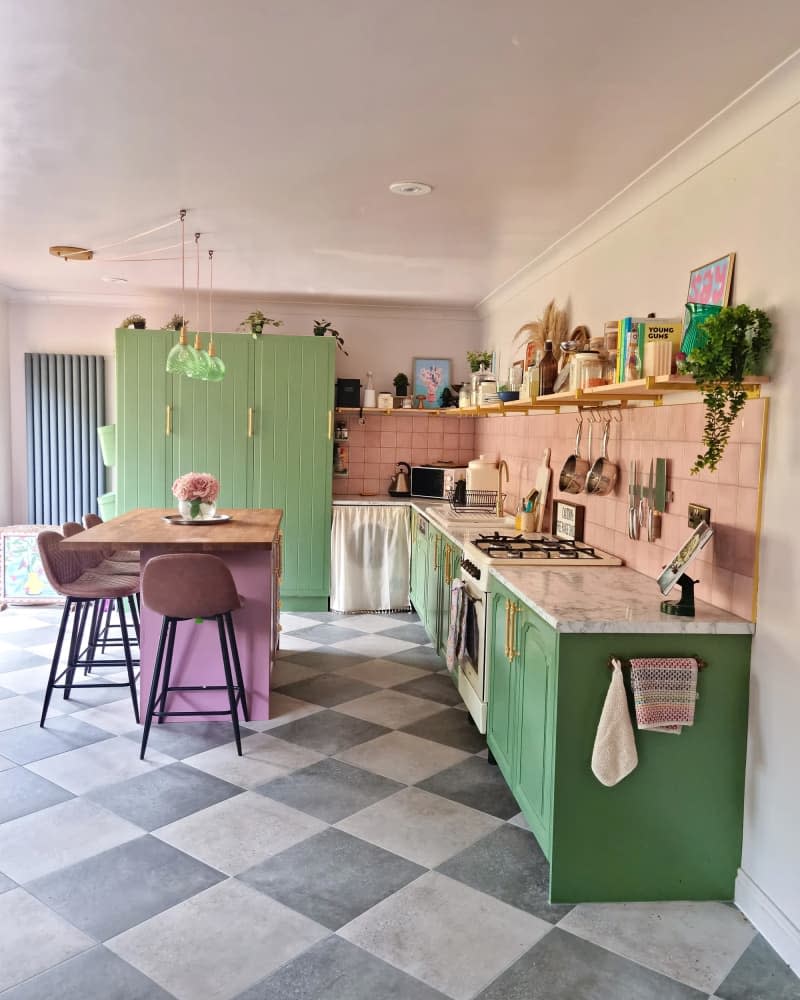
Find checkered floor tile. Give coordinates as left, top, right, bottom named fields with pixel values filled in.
left=0, top=604, right=797, bottom=999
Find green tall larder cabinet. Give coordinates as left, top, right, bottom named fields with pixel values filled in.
left=115, top=329, right=335, bottom=609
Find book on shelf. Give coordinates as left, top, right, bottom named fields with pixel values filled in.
left=613, top=316, right=683, bottom=382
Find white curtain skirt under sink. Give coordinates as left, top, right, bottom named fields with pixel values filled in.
left=330, top=505, right=411, bottom=614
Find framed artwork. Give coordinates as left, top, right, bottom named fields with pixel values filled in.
left=0, top=526, right=60, bottom=605
left=524, top=341, right=540, bottom=369
left=687, top=253, right=735, bottom=307
left=413, top=357, right=451, bottom=409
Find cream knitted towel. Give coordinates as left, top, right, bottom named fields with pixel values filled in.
left=591, top=659, right=638, bottom=786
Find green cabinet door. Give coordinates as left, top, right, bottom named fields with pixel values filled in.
left=435, top=539, right=462, bottom=658
left=115, top=329, right=174, bottom=511
left=250, top=336, right=334, bottom=608
left=424, top=526, right=442, bottom=640
left=486, top=586, right=518, bottom=784
left=514, top=606, right=557, bottom=858
left=170, top=333, right=253, bottom=507
left=410, top=511, right=429, bottom=622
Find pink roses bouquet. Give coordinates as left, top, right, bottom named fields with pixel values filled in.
left=172, top=472, right=220, bottom=519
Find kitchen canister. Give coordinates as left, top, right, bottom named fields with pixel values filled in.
left=466, top=454, right=497, bottom=493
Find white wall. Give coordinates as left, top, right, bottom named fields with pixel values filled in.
left=6, top=294, right=479, bottom=523
left=479, top=56, right=800, bottom=969
left=0, top=286, right=11, bottom=525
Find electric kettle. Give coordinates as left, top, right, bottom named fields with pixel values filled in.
left=388, top=462, right=411, bottom=497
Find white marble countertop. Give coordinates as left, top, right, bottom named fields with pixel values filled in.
left=492, top=565, right=754, bottom=635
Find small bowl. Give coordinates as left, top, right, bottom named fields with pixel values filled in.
left=497, top=390, right=520, bottom=402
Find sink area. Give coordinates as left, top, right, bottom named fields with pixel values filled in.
left=422, top=505, right=512, bottom=528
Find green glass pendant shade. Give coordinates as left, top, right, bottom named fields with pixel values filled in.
left=165, top=328, right=199, bottom=374
left=186, top=333, right=211, bottom=380
left=206, top=355, right=226, bottom=382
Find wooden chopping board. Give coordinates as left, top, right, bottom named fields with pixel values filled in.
left=532, top=448, right=551, bottom=531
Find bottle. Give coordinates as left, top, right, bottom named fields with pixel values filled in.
left=538, top=340, right=557, bottom=396
left=363, top=371, right=376, bottom=408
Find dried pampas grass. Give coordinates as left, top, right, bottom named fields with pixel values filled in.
left=513, top=298, right=569, bottom=352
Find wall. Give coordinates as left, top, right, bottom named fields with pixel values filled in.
left=332, top=412, right=476, bottom=497
left=5, top=295, right=479, bottom=523
left=0, top=287, right=10, bottom=525
left=477, top=57, right=800, bottom=968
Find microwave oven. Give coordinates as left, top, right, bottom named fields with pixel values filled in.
left=410, top=466, right=466, bottom=499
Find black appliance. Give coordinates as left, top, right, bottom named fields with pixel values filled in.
left=336, top=378, right=361, bottom=407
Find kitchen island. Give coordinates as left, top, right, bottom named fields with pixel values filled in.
left=61, top=508, right=282, bottom=721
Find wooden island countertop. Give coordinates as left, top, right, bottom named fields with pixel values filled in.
left=60, top=508, right=283, bottom=552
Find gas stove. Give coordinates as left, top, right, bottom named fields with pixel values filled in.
left=461, top=531, right=621, bottom=587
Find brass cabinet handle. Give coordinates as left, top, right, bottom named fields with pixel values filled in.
left=433, top=537, right=439, bottom=571
left=248, top=406, right=254, bottom=438
left=276, top=530, right=283, bottom=583
left=327, top=410, right=333, bottom=441
left=444, top=545, right=452, bottom=585
left=509, top=602, right=519, bottom=660
left=165, top=404, right=172, bottom=437
left=504, top=599, right=511, bottom=660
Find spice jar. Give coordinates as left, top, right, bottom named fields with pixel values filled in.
left=571, top=351, right=604, bottom=390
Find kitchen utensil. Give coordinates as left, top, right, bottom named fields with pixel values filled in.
left=655, top=458, right=668, bottom=512
left=532, top=448, right=552, bottom=530
left=388, top=462, right=411, bottom=497
left=628, top=461, right=640, bottom=540
left=586, top=417, right=619, bottom=496
left=559, top=421, right=590, bottom=495
left=646, top=459, right=660, bottom=541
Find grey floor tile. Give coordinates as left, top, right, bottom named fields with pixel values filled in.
left=716, top=934, right=800, bottom=1000
left=392, top=671, right=464, bottom=706
left=437, top=824, right=574, bottom=923
left=28, top=834, right=225, bottom=940
left=0, top=765, right=73, bottom=823
left=383, top=645, right=445, bottom=671
left=0, top=650, right=52, bottom=673
left=401, top=707, right=486, bottom=754
left=0, top=627, right=59, bottom=648
left=0, top=871, right=16, bottom=893
left=275, top=673, right=378, bottom=708
left=256, top=758, right=403, bottom=823
left=336, top=731, right=470, bottom=785
left=107, top=878, right=328, bottom=1000
left=270, top=659, right=323, bottom=687
left=334, top=657, right=429, bottom=688
left=281, top=648, right=370, bottom=673
left=123, top=722, right=256, bottom=759
left=378, top=623, right=432, bottom=644
left=290, top=624, right=368, bottom=645
left=0, top=715, right=114, bottom=765
left=239, top=827, right=424, bottom=929
left=340, top=870, right=550, bottom=1000
left=0, top=888, right=94, bottom=992
left=235, top=935, right=448, bottom=999
left=417, top=756, right=519, bottom=819
left=478, top=926, right=708, bottom=999
left=88, top=762, right=242, bottom=830
left=267, top=709, right=389, bottom=756
left=0, top=684, right=14, bottom=698
left=1, top=945, right=174, bottom=1000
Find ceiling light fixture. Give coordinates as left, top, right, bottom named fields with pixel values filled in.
left=49, top=245, right=93, bottom=261
left=205, top=250, right=226, bottom=382
left=186, top=232, right=211, bottom=381
left=389, top=181, right=433, bottom=196
left=165, top=209, right=200, bottom=376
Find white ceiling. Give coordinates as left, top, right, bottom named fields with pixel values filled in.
left=1, top=1, right=798, bottom=306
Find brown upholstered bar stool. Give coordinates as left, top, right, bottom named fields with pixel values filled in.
left=37, top=531, right=141, bottom=725
left=140, top=553, right=249, bottom=759
left=83, top=513, right=139, bottom=564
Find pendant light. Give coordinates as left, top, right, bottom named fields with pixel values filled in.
left=186, top=232, right=210, bottom=380
left=165, top=210, right=200, bottom=375
left=205, top=249, right=226, bottom=382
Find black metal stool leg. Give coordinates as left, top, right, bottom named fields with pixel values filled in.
left=157, top=619, right=177, bottom=724
left=140, top=617, right=169, bottom=760
left=217, top=615, right=242, bottom=755
left=128, top=594, right=140, bottom=644
left=117, top=597, right=140, bottom=724
left=64, top=600, right=89, bottom=700
left=41, top=598, right=72, bottom=726
left=99, top=600, right=113, bottom=652
left=225, top=612, right=248, bottom=722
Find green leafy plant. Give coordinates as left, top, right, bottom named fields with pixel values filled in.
left=684, top=304, right=771, bottom=473
left=466, top=350, right=493, bottom=372
left=313, top=319, right=348, bottom=354
left=163, top=313, right=185, bottom=331
left=121, top=313, right=146, bottom=329
left=392, top=372, right=409, bottom=395
left=239, top=311, right=283, bottom=338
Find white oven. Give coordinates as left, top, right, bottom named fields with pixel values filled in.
left=456, top=564, right=489, bottom=732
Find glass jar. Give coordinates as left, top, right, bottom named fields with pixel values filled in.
left=458, top=385, right=472, bottom=408
left=571, top=351, right=604, bottom=390
left=470, top=363, right=496, bottom=405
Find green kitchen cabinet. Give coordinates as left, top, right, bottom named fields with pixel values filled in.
left=423, top=524, right=442, bottom=639
left=486, top=576, right=751, bottom=903
left=409, top=510, right=430, bottom=623
left=115, top=330, right=334, bottom=610
left=434, top=538, right=462, bottom=658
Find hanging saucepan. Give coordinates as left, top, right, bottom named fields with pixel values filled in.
left=586, top=416, right=619, bottom=495
left=558, top=417, right=591, bottom=494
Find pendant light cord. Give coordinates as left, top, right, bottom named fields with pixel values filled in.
left=195, top=232, right=201, bottom=333
left=208, top=250, right=215, bottom=345
left=180, top=209, right=186, bottom=324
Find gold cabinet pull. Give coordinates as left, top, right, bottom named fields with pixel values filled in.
left=433, top=537, right=439, bottom=571
left=248, top=406, right=254, bottom=438
left=504, top=599, right=511, bottom=660
left=444, top=545, right=452, bottom=585
left=509, top=602, right=519, bottom=660
left=327, top=410, right=333, bottom=441
left=165, top=404, right=172, bottom=436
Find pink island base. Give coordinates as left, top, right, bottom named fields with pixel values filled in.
left=60, top=508, right=282, bottom=723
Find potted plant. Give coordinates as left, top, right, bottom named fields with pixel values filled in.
left=393, top=372, right=409, bottom=396
left=163, top=314, right=185, bottom=331
left=121, top=314, right=146, bottom=330
left=684, top=304, right=772, bottom=473
left=313, top=319, right=349, bottom=354
left=239, top=311, right=283, bottom=338
left=466, top=350, right=493, bottom=373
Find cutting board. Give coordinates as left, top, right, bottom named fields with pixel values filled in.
left=533, top=448, right=552, bottom=531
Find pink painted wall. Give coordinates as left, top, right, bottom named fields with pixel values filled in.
left=475, top=398, right=765, bottom=619
left=332, top=413, right=477, bottom=497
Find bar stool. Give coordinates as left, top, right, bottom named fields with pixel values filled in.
left=83, top=513, right=140, bottom=564
left=37, top=531, right=141, bottom=725
left=140, top=553, right=249, bottom=759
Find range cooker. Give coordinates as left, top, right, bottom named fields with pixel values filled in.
left=457, top=530, right=621, bottom=732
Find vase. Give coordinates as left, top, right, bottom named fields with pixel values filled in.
left=178, top=499, right=217, bottom=521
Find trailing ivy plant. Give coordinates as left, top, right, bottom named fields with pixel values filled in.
left=684, top=304, right=771, bottom=474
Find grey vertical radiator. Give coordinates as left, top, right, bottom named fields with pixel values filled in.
left=25, top=353, right=106, bottom=524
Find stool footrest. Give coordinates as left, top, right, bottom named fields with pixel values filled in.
left=155, top=708, right=241, bottom=718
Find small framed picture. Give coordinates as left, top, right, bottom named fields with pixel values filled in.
left=552, top=500, right=585, bottom=541
left=687, top=253, right=735, bottom=307
left=413, top=358, right=452, bottom=409
left=524, top=340, right=540, bottom=369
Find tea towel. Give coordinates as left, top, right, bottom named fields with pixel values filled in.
left=591, top=659, right=638, bottom=786
left=629, top=656, right=698, bottom=734
left=445, top=579, right=466, bottom=675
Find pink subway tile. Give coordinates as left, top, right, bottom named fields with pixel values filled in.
left=443, top=433, right=460, bottom=452
left=365, top=431, right=381, bottom=447
left=735, top=488, right=759, bottom=531
left=714, top=484, right=738, bottom=526
left=411, top=448, right=428, bottom=465
left=740, top=399, right=765, bottom=443
left=364, top=447, right=381, bottom=464
left=380, top=446, right=397, bottom=461
left=395, top=431, right=412, bottom=449
left=380, top=431, right=397, bottom=447
left=738, top=443, right=761, bottom=488
left=731, top=572, right=754, bottom=620
left=348, top=445, right=365, bottom=463
left=734, top=529, right=757, bottom=575
left=362, top=478, right=381, bottom=494
left=716, top=443, right=740, bottom=486
left=711, top=566, right=734, bottom=612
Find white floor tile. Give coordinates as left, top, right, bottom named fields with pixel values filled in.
left=0, top=695, right=58, bottom=731
left=70, top=700, right=141, bottom=735
left=27, top=735, right=173, bottom=795
left=335, top=690, right=444, bottom=729
left=0, top=663, right=52, bottom=694
left=335, top=658, right=429, bottom=688
left=245, top=693, right=324, bottom=731
left=183, top=732, right=324, bottom=789
left=278, top=635, right=322, bottom=653
left=331, top=634, right=416, bottom=658
left=278, top=614, right=324, bottom=633
left=0, top=615, right=54, bottom=634
left=336, top=731, right=469, bottom=785
left=336, top=614, right=404, bottom=634
left=0, top=754, right=14, bottom=772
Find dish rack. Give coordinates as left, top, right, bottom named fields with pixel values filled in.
left=448, top=488, right=506, bottom=514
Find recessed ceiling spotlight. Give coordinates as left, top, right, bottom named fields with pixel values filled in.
left=101, top=275, right=128, bottom=284
left=389, top=181, right=433, bottom=196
